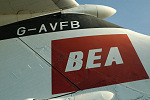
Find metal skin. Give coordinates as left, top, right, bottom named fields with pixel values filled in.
left=0, top=13, right=150, bottom=100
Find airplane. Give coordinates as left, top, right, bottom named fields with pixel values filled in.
left=0, top=0, right=150, bottom=100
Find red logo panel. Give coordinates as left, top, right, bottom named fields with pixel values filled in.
left=52, top=34, right=149, bottom=94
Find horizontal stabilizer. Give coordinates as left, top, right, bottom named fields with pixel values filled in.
left=0, top=0, right=78, bottom=26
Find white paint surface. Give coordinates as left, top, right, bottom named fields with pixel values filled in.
left=0, top=28, right=150, bottom=99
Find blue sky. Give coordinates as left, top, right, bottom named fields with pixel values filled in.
left=76, top=0, right=150, bottom=35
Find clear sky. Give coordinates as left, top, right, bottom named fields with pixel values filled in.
left=76, top=0, right=150, bottom=35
